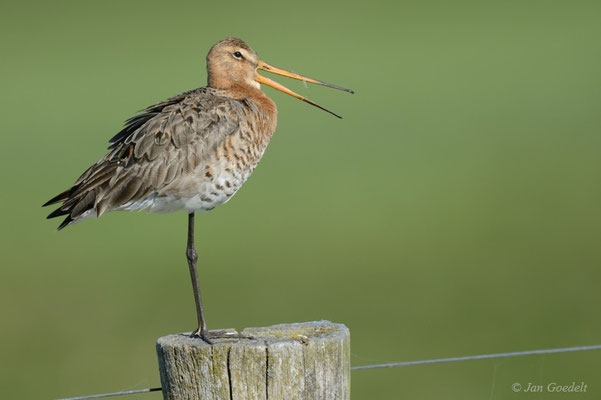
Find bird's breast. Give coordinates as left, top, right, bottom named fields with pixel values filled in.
left=162, top=101, right=276, bottom=213
left=188, top=119, right=273, bottom=210
left=122, top=91, right=278, bottom=215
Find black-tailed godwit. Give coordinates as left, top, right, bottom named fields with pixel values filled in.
left=44, top=37, right=353, bottom=342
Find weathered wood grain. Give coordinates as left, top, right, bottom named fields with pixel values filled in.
left=156, top=321, right=350, bottom=400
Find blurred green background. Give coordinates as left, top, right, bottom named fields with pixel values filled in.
left=1, top=0, right=600, bottom=399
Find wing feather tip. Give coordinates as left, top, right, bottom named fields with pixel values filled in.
left=56, top=216, right=74, bottom=231
left=46, top=207, right=69, bottom=219
left=42, top=189, right=71, bottom=207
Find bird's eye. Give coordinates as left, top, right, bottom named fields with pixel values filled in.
left=233, top=51, right=243, bottom=60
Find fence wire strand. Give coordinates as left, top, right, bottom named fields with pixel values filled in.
left=56, top=343, right=601, bottom=400
left=57, top=387, right=161, bottom=400
left=350, top=343, right=601, bottom=370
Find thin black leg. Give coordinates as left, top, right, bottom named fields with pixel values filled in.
left=186, top=212, right=210, bottom=343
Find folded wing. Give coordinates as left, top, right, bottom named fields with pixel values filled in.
left=43, top=88, right=243, bottom=230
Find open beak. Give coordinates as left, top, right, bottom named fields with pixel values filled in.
left=255, top=61, right=354, bottom=119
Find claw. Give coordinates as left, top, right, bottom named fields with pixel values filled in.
left=189, top=328, right=254, bottom=343
left=190, top=328, right=213, bottom=344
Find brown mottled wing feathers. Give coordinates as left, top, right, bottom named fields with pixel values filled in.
left=44, top=87, right=243, bottom=230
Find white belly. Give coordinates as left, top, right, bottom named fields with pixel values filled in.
left=117, top=168, right=248, bottom=214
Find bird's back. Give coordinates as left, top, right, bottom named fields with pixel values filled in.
left=44, top=86, right=277, bottom=229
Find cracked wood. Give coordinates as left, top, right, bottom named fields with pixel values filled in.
left=156, top=321, right=350, bottom=400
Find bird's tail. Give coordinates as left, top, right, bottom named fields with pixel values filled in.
left=43, top=163, right=116, bottom=230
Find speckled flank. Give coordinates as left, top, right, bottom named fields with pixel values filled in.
left=116, top=87, right=276, bottom=214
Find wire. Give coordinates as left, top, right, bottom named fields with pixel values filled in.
left=56, top=387, right=161, bottom=400
left=56, top=343, right=601, bottom=399
left=350, top=343, right=601, bottom=370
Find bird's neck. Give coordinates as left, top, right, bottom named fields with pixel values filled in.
left=224, top=84, right=278, bottom=135
left=208, top=73, right=259, bottom=91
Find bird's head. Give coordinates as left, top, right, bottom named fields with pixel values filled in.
left=206, top=37, right=353, bottom=118
left=207, top=37, right=261, bottom=90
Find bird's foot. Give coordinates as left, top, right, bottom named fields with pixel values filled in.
left=190, top=328, right=254, bottom=344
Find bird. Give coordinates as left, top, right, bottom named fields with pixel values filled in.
left=43, top=37, right=353, bottom=343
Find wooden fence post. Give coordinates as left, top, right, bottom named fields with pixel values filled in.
left=156, top=320, right=350, bottom=400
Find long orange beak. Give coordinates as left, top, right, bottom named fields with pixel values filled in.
left=255, top=61, right=353, bottom=119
